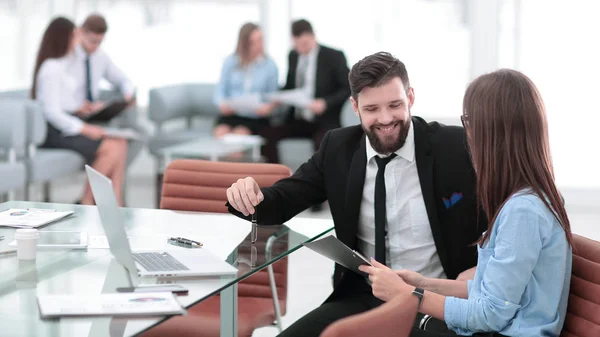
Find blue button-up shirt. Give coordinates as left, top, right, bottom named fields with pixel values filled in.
left=213, top=54, right=279, bottom=118
left=445, top=190, right=572, bottom=336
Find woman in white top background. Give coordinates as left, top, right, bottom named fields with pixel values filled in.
left=31, top=17, right=127, bottom=206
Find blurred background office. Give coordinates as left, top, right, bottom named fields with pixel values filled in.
left=0, top=0, right=598, bottom=335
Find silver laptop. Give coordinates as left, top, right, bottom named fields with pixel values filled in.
left=85, top=165, right=238, bottom=277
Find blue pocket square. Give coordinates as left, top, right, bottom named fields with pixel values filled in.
left=443, top=192, right=463, bottom=209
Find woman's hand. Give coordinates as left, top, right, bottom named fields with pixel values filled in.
left=359, top=259, right=413, bottom=302
left=80, top=124, right=105, bottom=140
left=256, top=103, right=275, bottom=117
left=395, top=269, right=428, bottom=289
left=77, top=101, right=105, bottom=117
left=219, top=103, right=234, bottom=116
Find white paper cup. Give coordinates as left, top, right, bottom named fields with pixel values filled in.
left=15, top=228, right=39, bottom=260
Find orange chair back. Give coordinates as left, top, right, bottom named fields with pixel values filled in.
left=160, top=159, right=292, bottom=313
left=561, top=234, right=600, bottom=337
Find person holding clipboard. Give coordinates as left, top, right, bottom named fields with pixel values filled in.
left=71, top=14, right=135, bottom=122
left=31, top=17, right=127, bottom=206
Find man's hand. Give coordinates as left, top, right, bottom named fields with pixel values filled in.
left=308, top=98, right=327, bottom=115
left=226, top=177, right=264, bottom=216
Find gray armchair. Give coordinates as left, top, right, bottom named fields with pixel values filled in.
left=0, top=89, right=146, bottom=202
left=96, top=89, right=147, bottom=167
left=147, top=83, right=220, bottom=205
left=0, top=100, right=30, bottom=198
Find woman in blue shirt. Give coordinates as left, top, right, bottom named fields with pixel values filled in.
left=360, top=69, right=573, bottom=336
left=213, top=23, right=279, bottom=137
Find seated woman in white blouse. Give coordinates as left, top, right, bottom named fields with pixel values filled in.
left=31, top=17, right=127, bottom=205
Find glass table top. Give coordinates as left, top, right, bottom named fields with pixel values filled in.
left=0, top=201, right=334, bottom=337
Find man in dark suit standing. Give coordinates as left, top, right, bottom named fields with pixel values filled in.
left=228, top=52, right=485, bottom=336
left=260, top=19, right=350, bottom=164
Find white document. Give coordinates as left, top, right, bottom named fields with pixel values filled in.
left=0, top=208, right=74, bottom=228
left=220, top=134, right=263, bottom=146
left=103, top=127, right=142, bottom=140
left=224, top=94, right=263, bottom=115
left=37, top=292, right=186, bottom=318
left=268, top=89, right=312, bottom=108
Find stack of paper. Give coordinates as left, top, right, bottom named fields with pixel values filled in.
left=37, top=292, right=186, bottom=318
left=0, top=209, right=73, bottom=228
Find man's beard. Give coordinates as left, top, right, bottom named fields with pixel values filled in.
left=361, top=116, right=411, bottom=154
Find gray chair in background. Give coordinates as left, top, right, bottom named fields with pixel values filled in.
left=24, top=101, right=85, bottom=201
left=0, top=89, right=147, bottom=202
left=0, top=100, right=31, bottom=199
left=147, top=83, right=220, bottom=200
left=278, top=99, right=356, bottom=171
left=96, top=89, right=148, bottom=168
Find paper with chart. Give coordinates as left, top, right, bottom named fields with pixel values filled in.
left=37, top=292, right=185, bottom=318
left=0, top=208, right=73, bottom=228
left=268, top=89, right=312, bottom=108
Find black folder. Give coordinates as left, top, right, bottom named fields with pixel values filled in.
left=85, top=100, right=129, bottom=122
left=303, top=235, right=373, bottom=276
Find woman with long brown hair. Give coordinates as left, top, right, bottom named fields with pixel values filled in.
left=359, top=69, right=572, bottom=336
left=32, top=17, right=127, bottom=205
left=212, top=22, right=279, bottom=138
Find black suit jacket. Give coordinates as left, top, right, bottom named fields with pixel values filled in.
left=229, top=117, right=486, bottom=297
left=283, top=45, right=350, bottom=129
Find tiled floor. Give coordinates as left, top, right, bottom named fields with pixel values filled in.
left=33, top=157, right=600, bottom=336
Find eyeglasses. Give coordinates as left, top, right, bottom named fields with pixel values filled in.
left=460, top=115, right=469, bottom=129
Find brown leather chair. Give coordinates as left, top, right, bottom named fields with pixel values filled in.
left=320, top=292, right=418, bottom=337
left=142, top=159, right=292, bottom=337
left=319, top=234, right=600, bottom=337
left=561, top=234, right=600, bottom=337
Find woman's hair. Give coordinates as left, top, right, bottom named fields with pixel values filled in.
left=235, top=22, right=260, bottom=66
left=31, top=17, right=75, bottom=99
left=463, top=69, right=572, bottom=246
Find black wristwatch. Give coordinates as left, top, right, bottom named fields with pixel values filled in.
left=412, top=287, right=425, bottom=308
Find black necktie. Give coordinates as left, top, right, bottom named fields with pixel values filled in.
left=85, top=55, right=94, bottom=102
left=374, top=154, right=397, bottom=264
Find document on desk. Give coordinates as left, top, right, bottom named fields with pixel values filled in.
left=303, top=235, right=372, bottom=276
left=224, top=94, right=263, bottom=115
left=0, top=208, right=73, bottom=228
left=268, top=89, right=312, bottom=108
left=37, top=292, right=186, bottom=318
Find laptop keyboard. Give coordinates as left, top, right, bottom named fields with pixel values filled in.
left=133, top=252, right=190, bottom=272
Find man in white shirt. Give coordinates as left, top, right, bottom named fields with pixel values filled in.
left=74, top=14, right=145, bottom=169
left=75, top=14, right=135, bottom=118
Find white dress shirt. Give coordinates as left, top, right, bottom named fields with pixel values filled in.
left=295, top=45, right=319, bottom=121
left=72, top=44, right=134, bottom=106
left=35, top=55, right=84, bottom=135
left=356, top=122, right=446, bottom=279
